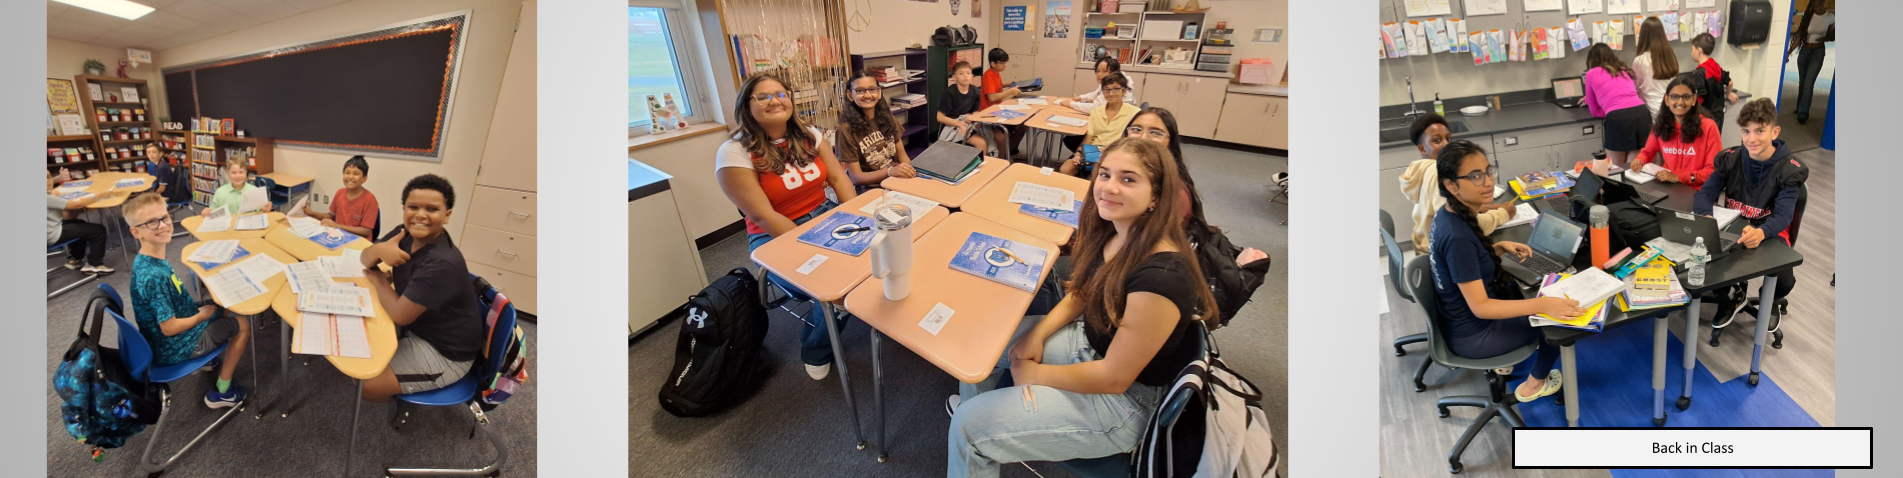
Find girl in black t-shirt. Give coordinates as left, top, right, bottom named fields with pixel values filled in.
left=836, top=71, right=917, bottom=189
left=947, top=138, right=1220, bottom=476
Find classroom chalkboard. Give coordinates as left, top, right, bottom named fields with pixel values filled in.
left=161, top=12, right=470, bottom=160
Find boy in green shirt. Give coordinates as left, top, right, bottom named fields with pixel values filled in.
left=201, top=158, right=273, bottom=216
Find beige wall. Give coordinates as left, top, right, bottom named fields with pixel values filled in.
left=847, top=0, right=992, bottom=55
left=631, top=132, right=741, bottom=240
left=1202, top=0, right=1287, bottom=77
left=1377, top=0, right=1790, bottom=109
left=47, top=38, right=169, bottom=123
left=151, top=0, right=527, bottom=242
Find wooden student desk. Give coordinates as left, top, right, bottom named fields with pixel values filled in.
left=751, top=189, right=951, bottom=303
left=181, top=212, right=285, bottom=241
left=263, top=222, right=373, bottom=262
left=961, top=163, right=1092, bottom=246
left=842, top=212, right=1059, bottom=462
left=179, top=238, right=296, bottom=316
left=69, top=171, right=157, bottom=208
left=879, top=157, right=1009, bottom=209
left=268, top=277, right=397, bottom=381
left=1025, top=109, right=1090, bottom=136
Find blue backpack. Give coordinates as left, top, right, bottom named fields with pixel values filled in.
left=54, top=287, right=164, bottom=459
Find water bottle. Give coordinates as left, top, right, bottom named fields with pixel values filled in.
left=1688, top=237, right=1708, bottom=288
left=868, top=204, right=915, bottom=301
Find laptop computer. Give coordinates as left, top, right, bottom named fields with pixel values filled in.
left=1552, top=77, right=1585, bottom=108
left=1504, top=207, right=1588, bottom=285
left=1656, top=209, right=1741, bottom=261
left=1604, top=173, right=1667, bottom=205
left=1566, top=167, right=1605, bottom=221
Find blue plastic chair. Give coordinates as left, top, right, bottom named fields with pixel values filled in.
left=47, top=238, right=96, bottom=299
left=380, top=274, right=515, bottom=476
left=1057, top=325, right=1207, bottom=477
left=96, top=283, right=245, bottom=475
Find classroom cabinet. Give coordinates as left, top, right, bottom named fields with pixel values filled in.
left=460, top=0, right=537, bottom=315
left=1073, top=68, right=1099, bottom=97
left=1490, top=122, right=1603, bottom=180
left=1493, top=148, right=1550, bottom=185
left=1378, top=145, right=1430, bottom=246
left=1212, top=92, right=1287, bottom=149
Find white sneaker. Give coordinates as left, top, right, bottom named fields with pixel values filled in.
left=805, top=363, right=831, bottom=380
left=82, top=264, right=115, bottom=274
left=945, top=394, right=962, bottom=417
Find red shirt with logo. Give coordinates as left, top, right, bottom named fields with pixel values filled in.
left=1634, top=116, right=1721, bottom=189
left=716, top=126, right=831, bottom=235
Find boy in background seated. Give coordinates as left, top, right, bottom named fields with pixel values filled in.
left=301, top=155, right=378, bottom=237
left=979, top=47, right=1023, bottom=110
left=48, top=168, right=111, bottom=274
left=202, top=157, right=273, bottom=216
left=358, top=174, right=487, bottom=401
left=124, top=192, right=249, bottom=407
left=936, top=61, right=996, bottom=156
left=1694, top=98, right=1806, bottom=333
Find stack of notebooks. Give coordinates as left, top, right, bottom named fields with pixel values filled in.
left=892, top=93, right=928, bottom=110
left=1528, top=268, right=1623, bottom=332
left=1511, top=170, right=1574, bottom=201
left=910, top=141, right=984, bottom=185
left=1614, top=253, right=1691, bottom=312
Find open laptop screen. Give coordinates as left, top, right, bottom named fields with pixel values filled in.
left=1553, top=77, right=1584, bottom=100
left=1529, top=212, right=1585, bottom=260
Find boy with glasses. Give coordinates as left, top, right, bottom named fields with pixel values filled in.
left=1058, top=74, right=1137, bottom=176
left=124, top=192, right=249, bottom=408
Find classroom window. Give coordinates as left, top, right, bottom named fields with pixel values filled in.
left=630, top=4, right=710, bottom=132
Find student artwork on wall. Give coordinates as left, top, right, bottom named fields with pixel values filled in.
left=1524, top=0, right=1563, bottom=12
left=1570, top=0, right=1604, bottom=15
left=1649, top=0, right=1679, bottom=11
left=1463, top=0, right=1507, bottom=16
left=951, top=0, right=959, bottom=15
left=1045, top=1, right=1070, bottom=38
left=1608, top=0, right=1641, bottom=15
left=1403, top=0, right=1452, bottom=17
left=972, top=0, right=981, bottom=18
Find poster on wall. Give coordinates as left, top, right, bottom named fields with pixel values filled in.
left=1004, top=6, right=1026, bottom=30
left=1045, top=1, right=1070, bottom=39
left=972, top=0, right=982, bottom=18
left=951, top=0, right=959, bottom=15
left=46, top=78, right=81, bottom=115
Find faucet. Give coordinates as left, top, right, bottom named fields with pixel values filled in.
left=1403, top=76, right=1426, bottom=118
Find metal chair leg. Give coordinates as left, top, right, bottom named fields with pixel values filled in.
left=138, top=389, right=248, bottom=474
left=384, top=403, right=507, bottom=477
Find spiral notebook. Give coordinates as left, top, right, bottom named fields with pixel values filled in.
left=947, top=232, right=1048, bottom=292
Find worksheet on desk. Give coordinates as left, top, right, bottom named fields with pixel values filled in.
left=205, top=267, right=267, bottom=305
left=286, top=261, right=333, bottom=295
left=234, top=213, right=270, bottom=230
left=1008, top=182, right=1075, bottom=211
left=294, top=312, right=372, bottom=359
left=320, top=255, right=366, bottom=278
left=1045, top=115, right=1086, bottom=127
left=240, top=186, right=268, bottom=213
left=298, top=287, right=374, bottom=317
left=198, top=208, right=232, bottom=233
left=232, top=253, right=285, bottom=282
left=187, top=239, right=240, bottom=264
left=287, top=216, right=325, bottom=238
left=860, top=190, right=941, bottom=217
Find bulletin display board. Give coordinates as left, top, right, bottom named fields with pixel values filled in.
left=160, top=11, right=471, bottom=160
left=1380, top=0, right=1733, bottom=59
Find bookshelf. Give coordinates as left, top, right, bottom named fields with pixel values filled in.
left=1078, top=11, right=1208, bottom=70
left=850, top=49, right=933, bottom=159
left=187, top=130, right=274, bottom=206
left=68, top=74, right=159, bottom=179
left=46, top=135, right=97, bottom=178
left=926, top=44, right=988, bottom=141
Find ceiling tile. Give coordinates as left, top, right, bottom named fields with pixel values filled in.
left=59, top=7, right=133, bottom=29
left=164, top=0, right=239, bottom=23
left=134, top=10, right=205, bottom=31
left=46, top=1, right=70, bottom=18
left=241, top=1, right=301, bottom=23
left=153, top=27, right=223, bottom=50
left=206, top=0, right=280, bottom=10
left=116, top=22, right=178, bottom=39
left=48, top=18, right=115, bottom=38
left=47, top=30, right=100, bottom=44
left=283, top=0, right=347, bottom=11
left=141, top=38, right=183, bottom=51
left=133, top=0, right=185, bottom=8
left=95, top=29, right=163, bottom=45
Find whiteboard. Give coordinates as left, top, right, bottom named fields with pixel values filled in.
left=1570, top=0, right=1604, bottom=15
left=1608, top=0, right=1641, bottom=14
left=1464, top=0, right=1508, bottom=16
left=1524, top=0, right=1563, bottom=12
left=1405, top=0, right=1452, bottom=17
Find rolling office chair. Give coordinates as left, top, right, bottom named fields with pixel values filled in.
left=47, top=238, right=97, bottom=299
left=1056, top=323, right=1207, bottom=478
left=380, top=275, right=516, bottom=476
left=1711, top=183, right=1807, bottom=350
left=1380, top=210, right=1436, bottom=392
left=97, top=284, right=246, bottom=475
left=1406, top=255, right=1536, bottom=475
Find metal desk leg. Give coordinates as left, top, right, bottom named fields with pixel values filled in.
left=250, top=313, right=261, bottom=420
left=347, top=380, right=361, bottom=477
left=1560, top=344, right=1579, bottom=427
left=871, top=328, right=887, bottom=463
left=280, top=319, right=291, bottom=417
left=1680, top=298, right=1701, bottom=411
left=1652, top=315, right=1668, bottom=427
left=1748, top=276, right=1777, bottom=387
left=820, top=303, right=868, bottom=450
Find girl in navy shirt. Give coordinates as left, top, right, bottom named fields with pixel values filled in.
left=1429, top=140, right=1584, bottom=402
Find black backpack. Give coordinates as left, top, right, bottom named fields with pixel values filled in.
left=54, top=287, right=164, bottom=456
left=1689, top=70, right=1731, bottom=119
left=1188, top=226, right=1270, bottom=328
left=933, top=25, right=977, bottom=47
left=657, top=268, right=774, bottom=417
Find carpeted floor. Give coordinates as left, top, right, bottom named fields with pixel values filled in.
left=43, top=219, right=538, bottom=477
left=630, top=142, right=1288, bottom=477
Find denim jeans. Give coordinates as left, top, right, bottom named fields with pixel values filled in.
left=1022, top=255, right=1073, bottom=317
left=1795, top=46, right=1827, bottom=118
left=745, top=200, right=847, bottom=366
left=948, top=319, right=1164, bottom=478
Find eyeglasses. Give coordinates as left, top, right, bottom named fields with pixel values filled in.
left=1666, top=94, right=1697, bottom=102
left=1125, top=126, right=1169, bottom=140
left=1453, top=166, right=1499, bottom=184
left=750, top=91, right=790, bottom=102
left=131, top=215, right=172, bottom=231
left=1102, top=87, right=1126, bottom=94
left=850, top=87, right=881, bottom=95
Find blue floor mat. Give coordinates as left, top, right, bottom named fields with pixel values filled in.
left=1509, top=321, right=1830, bottom=478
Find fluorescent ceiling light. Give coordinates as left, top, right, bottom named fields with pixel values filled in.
left=54, top=0, right=156, bottom=20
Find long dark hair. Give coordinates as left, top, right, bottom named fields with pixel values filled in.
left=731, top=71, right=820, bottom=174
left=837, top=70, right=901, bottom=163
left=1070, top=138, right=1222, bottom=332
left=1651, top=74, right=1709, bottom=144
left=1131, top=107, right=1209, bottom=233
left=1636, top=17, right=1678, bottom=80
left=1434, top=140, right=1509, bottom=287
left=1585, top=43, right=1631, bottom=79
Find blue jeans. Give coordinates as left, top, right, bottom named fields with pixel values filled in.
left=948, top=319, right=1164, bottom=478
left=1795, top=45, right=1827, bottom=118
left=745, top=201, right=847, bottom=366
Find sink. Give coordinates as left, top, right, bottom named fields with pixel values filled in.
left=1379, top=117, right=1470, bottom=143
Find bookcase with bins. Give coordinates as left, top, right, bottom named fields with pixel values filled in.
left=53, top=74, right=160, bottom=179
left=187, top=126, right=274, bottom=207
left=1078, top=10, right=1208, bottom=70
left=850, top=49, right=934, bottom=159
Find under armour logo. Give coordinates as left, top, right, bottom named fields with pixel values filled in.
left=687, top=308, right=709, bottom=328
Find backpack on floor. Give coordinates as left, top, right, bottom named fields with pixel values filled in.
left=474, top=277, right=529, bottom=412
left=1134, top=328, right=1280, bottom=478
left=658, top=267, right=773, bottom=417
left=54, top=287, right=165, bottom=456
left=1188, top=226, right=1271, bottom=328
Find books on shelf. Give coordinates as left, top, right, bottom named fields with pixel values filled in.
left=948, top=231, right=1049, bottom=292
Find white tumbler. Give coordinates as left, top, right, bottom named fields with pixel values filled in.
left=869, top=204, right=915, bottom=300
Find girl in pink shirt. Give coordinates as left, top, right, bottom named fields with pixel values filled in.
left=1634, top=75, right=1720, bottom=189
left=1581, top=43, right=1653, bottom=168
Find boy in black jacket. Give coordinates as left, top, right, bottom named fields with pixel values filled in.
left=1694, top=98, right=1806, bottom=333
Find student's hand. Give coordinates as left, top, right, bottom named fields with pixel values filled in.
left=1536, top=297, right=1586, bottom=320
left=1236, top=247, right=1268, bottom=266
left=956, top=121, right=972, bottom=137
left=1739, top=225, right=1765, bottom=249
left=365, top=229, right=411, bottom=269
left=156, top=184, right=167, bottom=194
left=1008, top=357, right=1042, bottom=386
left=262, top=202, right=274, bottom=212
left=1007, top=87, right=1023, bottom=97
left=1656, top=170, right=1680, bottom=183
left=888, top=163, right=917, bottom=179
left=1726, top=92, right=1739, bottom=104
left=321, top=218, right=339, bottom=228
left=1493, top=241, right=1533, bottom=261
left=200, top=207, right=211, bottom=217
left=1010, top=335, right=1045, bottom=363
left=197, top=305, right=218, bottom=323
left=56, top=168, right=70, bottom=183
